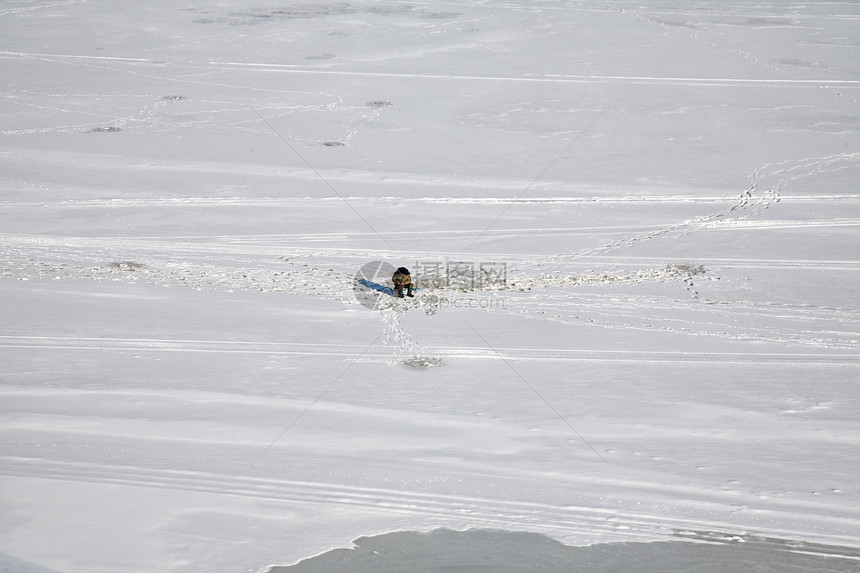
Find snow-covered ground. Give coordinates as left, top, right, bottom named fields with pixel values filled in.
left=1, top=1, right=859, bottom=572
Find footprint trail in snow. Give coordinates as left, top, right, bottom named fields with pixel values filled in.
left=379, top=306, right=442, bottom=369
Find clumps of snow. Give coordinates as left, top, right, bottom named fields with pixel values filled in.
left=666, top=263, right=706, bottom=277
left=367, top=101, right=393, bottom=108
left=108, top=261, right=145, bottom=271
left=320, top=141, right=346, bottom=147
left=507, top=264, right=709, bottom=291
left=89, top=126, right=121, bottom=133
left=399, top=355, right=443, bottom=369
left=3, top=250, right=359, bottom=297
left=161, top=95, right=187, bottom=102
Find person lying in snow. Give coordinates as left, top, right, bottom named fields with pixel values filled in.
left=392, top=267, right=414, bottom=298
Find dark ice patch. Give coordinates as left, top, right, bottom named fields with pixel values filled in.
left=269, top=528, right=860, bottom=573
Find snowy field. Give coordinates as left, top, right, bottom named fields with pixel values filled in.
left=1, top=1, right=859, bottom=572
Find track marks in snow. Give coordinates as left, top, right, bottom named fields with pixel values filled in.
left=0, top=52, right=395, bottom=145
left=0, top=91, right=193, bottom=135
left=6, top=194, right=860, bottom=209
left=209, top=61, right=860, bottom=88
left=596, top=1, right=860, bottom=102
left=0, top=456, right=704, bottom=542
left=509, top=290, right=860, bottom=350
left=0, top=239, right=356, bottom=301
left=1, top=336, right=857, bottom=365
left=533, top=152, right=860, bottom=261
left=2, top=234, right=859, bottom=349
left=4, top=232, right=860, bottom=269
left=3, top=455, right=858, bottom=548
left=0, top=87, right=391, bottom=146
left=2, top=153, right=858, bottom=350
left=0, top=0, right=87, bottom=18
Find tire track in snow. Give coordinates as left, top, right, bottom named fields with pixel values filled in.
left=3, top=456, right=859, bottom=551
left=0, top=458, right=633, bottom=539
left=13, top=45, right=857, bottom=93
left=0, top=456, right=716, bottom=543
left=6, top=195, right=860, bottom=207
left=209, top=61, right=860, bottom=88
left=1, top=336, right=857, bottom=364
left=3, top=215, right=859, bottom=249
left=3, top=233, right=860, bottom=269
left=508, top=292, right=860, bottom=351
left=0, top=457, right=638, bottom=538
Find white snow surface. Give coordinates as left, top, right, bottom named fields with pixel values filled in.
left=1, top=1, right=859, bottom=572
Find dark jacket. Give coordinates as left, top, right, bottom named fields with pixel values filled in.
left=392, top=268, right=412, bottom=287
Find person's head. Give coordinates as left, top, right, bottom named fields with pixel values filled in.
left=397, top=267, right=410, bottom=275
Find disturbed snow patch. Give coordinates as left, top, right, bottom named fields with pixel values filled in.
left=108, top=261, right=146, bottom=271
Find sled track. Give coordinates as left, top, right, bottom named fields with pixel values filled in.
left=5, top=194, right=860, bottom=208
left=0, top=457, right=664, bottom=542
left=4, top=233, right=860, bottom=270
left=1, top=336, right=858, bottom=365
left=3, top=216, right=856, bottom=244
left=9, top=49, right=857, bottom=90
left=3, top=455, right=860, bottom=553
left=210, top=62, right=860, bottom=89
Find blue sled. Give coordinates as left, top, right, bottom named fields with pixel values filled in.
left=356, top=279, right=394, bottom=296
left=357, top=279, right=418, bottom=297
